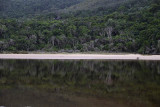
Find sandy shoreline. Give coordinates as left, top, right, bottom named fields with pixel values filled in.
left=0, top=54, right=160, bottom=60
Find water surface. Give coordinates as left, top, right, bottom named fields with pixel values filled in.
left=0, top=60, right=160, bottom=107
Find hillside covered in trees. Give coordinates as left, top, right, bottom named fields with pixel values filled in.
left=0, top=0, right=160, bottom=54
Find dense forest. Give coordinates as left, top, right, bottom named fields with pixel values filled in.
left=0, top=0, right=160, bottom=54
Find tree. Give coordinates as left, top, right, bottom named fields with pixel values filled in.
left=0, top=24, right=7, bottom=38
left=105, top=19, right=115, bottom=39
left=78, top=26, right=89, bottom=36
left=66, top=25, right=77, bottom=37
left=158, top=40, right=160, bottom=52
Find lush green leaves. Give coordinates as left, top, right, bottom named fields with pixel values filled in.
left=0, top=0, right=159, bottom=54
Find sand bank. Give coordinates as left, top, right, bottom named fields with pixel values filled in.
left=0, top=54, right=160, bottom=60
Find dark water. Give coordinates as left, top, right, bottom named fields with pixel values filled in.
left=0, top=60, right=160, bottom=107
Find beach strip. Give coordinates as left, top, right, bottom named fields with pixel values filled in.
left=0, top=54, right=160, bottom=60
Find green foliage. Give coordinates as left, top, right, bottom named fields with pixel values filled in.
left=0, top=0, right=159, bottom=54
left=78, top=26, right=89, bottom=36
left=0, top=0, right=82, bottom=18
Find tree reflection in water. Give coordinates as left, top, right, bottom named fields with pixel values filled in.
left=0, top=60, right=160, bottom=106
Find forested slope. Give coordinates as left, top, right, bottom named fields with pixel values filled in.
left=0, top=0, right=150, bottom=18
left=0, top=0, right=83, bottom=18
left=0, top=0, right=160, bottom=54
left=63, top=0, right=130, bottom=12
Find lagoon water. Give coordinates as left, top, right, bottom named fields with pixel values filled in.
left=0, top=59, right=160, bottom=107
